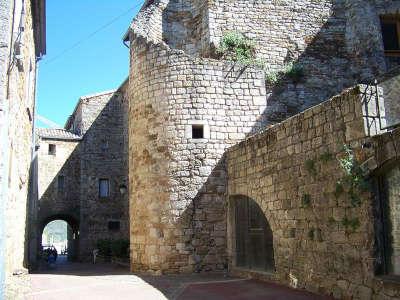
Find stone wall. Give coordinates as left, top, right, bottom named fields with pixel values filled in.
left=128, top=35, right=267, bottom=273
left=36, top=135, right=81, bottom=237
left=0, top=0, right=43, bottom=298
left=207, top=0, right=399, bottom=122
left=36, top=82, right=130, bottom=261
left=226, top=86, right=400, bottom=299
left=130, top=0, right=400, bottom=125
left=78, top=83, right=129, bottom=259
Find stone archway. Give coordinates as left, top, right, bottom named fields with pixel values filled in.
left=39, top=214, right=79, bottom=262
left=229, top=195, right=274, bottom=272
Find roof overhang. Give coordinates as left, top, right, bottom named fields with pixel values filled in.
left=122, top=29, right=130, bottom=48
left=31, top=0, right=46, bottom=59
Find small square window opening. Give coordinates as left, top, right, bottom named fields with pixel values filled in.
left=99, top=179, right=110, bottom=198
left=108, top=221, right=120, bottom=231
left=192, top=125, right=204, bottom=139
left=48, top=144, right=56, bottom=155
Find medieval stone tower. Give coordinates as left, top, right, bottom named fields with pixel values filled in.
left=126, top=0, right=396, bottom=274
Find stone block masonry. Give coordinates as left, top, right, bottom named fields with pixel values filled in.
left=127, top=0, right=400, bottom=279
left=226, top=86, right=400, bottom=299
left=35, top=81, right=130, bottom=262
left=132, top=0, right=398, bottom=124
left=0, top=0, right=45, bottom=298
left=128, top=35, right=267, bottom=274
left=77, top=84, right=129, bottom=259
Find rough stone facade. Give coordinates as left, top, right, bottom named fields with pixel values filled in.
left=0, top=0, right=45, bottom=298
left=226, top=86, right=400, bottom=299
left=34, top=130, right=81, bottom=262
left=130, top=0, right=400, bottom=123
left=129, top=38, right=267, bottom=273
left=35, top=81, right=129, bottom=262
left=74, top=85, right=130, bottom=259
left=126, top=0, right=400, bottom=277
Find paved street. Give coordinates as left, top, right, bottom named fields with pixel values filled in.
left=27, top=259, right=331, bottom=299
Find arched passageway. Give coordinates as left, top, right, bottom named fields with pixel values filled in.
left=39, top=215, right=79, bottom=262
left=231, top=195, right=274, bottom=272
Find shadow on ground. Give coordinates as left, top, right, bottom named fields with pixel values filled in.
left=29, top=261, right=332, bottom=300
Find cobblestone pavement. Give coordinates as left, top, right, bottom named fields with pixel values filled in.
left=27, top=259, right=331, bottom=299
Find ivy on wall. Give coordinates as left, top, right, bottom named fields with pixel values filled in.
left=303, top=145, right=370, bottom=234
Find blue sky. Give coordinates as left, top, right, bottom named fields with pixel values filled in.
left=36, top=0, right=144, bottom=128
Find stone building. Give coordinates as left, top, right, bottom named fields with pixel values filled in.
left=124, top=0, right=400, bottom=274
left=0, top=0, right=45, bottom=298
left=34, top=80, right=129, bottom=262
left=120, top=0, right=400, bottom=298
left=25, top=0, right=400, bottom=298
left=226, top=84, right=400, bottom=299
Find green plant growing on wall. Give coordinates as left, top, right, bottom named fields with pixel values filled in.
left=308, top=228, right=315, bottom=240
left=283, top=62, right=304, bottom=82
left=337, top=145, right=369, bottom=207
left=265, top=70, right=280, bottom=85
left=319, top=151, right=333, bottom=163
left=302, top=193, right=312, bottom=207
left=264, top=62, right=305, bottom=85
left=334, top=182, right=344, bottom=199
left=341, top=216, right=360, bottom=233
left=328, top=217, right=336, bottom=225
left=305, top=159, right=317, bottom=177
left=217, top=31, right=259, bottom=66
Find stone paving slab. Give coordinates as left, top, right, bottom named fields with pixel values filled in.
left=28, top=262, right=332, bottom=300
left=177, top=279, right=332, bottom=300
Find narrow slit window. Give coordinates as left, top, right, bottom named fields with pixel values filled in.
left=48, top=144, right=56, bottom=155
left=99, top=179, right=110, bottom=198
left=192, top=125, right=204, bottom=139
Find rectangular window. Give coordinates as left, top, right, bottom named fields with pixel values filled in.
left=192, top=125, right=204, bottom=139
left=48, top=144, right=56, bottom=155
left=99, top=179, right=110, bottom=198
left=58, top=176, right=65, bottom=192
left=381, top=16, right=400, bottom=55
left=108, top=221, right=120, bottom=231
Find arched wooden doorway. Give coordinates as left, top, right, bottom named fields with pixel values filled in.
left=232, top=195, right=274, bottom=272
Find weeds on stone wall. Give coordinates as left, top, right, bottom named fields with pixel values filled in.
left=265, top=62, right=304, bottom=85
left=337, top=145, right=370, bottom=207
left=265, top=71, right=280, bottom=85
left=341, top=216, right=360, bottom=233
left=305, top=159, right=317, bottom=177
left=334, top=182, right=344, bottom=199
left=308, top=228, right=315, bottom=240
left=217, top=31, right=304, bottom=86
left=319, top=151, right=334, bottom=163
left=301, top=146, right=368, bottom=235
left=217, top=31, right=260, bottom=66
left=302, top=194, right=312, bottom=207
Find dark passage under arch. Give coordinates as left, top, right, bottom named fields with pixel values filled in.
left=234, top=196, right=274, bottom=272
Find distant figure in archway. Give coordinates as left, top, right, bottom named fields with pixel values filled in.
left=40, top=217, right=79, bottom=264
